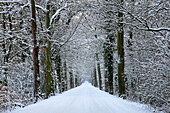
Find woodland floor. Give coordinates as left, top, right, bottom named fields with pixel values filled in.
left=10, top=82, right=153, bottom=113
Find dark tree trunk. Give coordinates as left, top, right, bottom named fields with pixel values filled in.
left=69, top=71, right=74, bottom=89
left=103, top=34, right=114, bottom=94
left=117, top=0, right=126, bottom=96
left=93, top=67, right=98, bottom=87
left=45, top=2, right=54, bottom=98
left=31, top=0, right=40, bottom=102
left=96, top=53, right=102, bottom=90
left=56, top=54, right=62, bottom=93
left=107, top=34, right=114, bottom=94
left=64, top=61, right=67, bottom=91
left=75, top=74, right=78, bottom=87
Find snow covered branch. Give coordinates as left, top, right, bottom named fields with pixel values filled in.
left=0, top=1, right=21, bottom=4
left=35, top=5, right=48, bottom=13
left=60, top=13, right=83, bottom=47
left=115, top=1, right=170, bottom=32
left=50, top=3, right=67, bottom=26
left=140, top=28, right=170, bottom=32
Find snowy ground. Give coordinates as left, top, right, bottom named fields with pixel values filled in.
left=9, top=82, right=153, bottom=113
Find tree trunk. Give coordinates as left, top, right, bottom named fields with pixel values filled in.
left=104, top=44, right=108, bottom=92
left=104, top=71, right=108, bottom=92
left=64, top=61, right=67, bottom=91
left=69, top=71, right=74, bottom=89
left=31, top=0, right=40, bottom=102
left=96, top=53, right=102, bottom=90
left=45, top=2, right=54, bottom=98
left=103, top=34, right=114, bottom=94
left=117, top=0, right=126, bottom=96
left=93, top=67, right=98, bottom=87
left=75, top=74, right=78, bottom=87
left=56, top=54, right=62, bottom=93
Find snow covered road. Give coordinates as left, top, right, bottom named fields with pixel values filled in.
left=10, top=82, right=152, bottom=113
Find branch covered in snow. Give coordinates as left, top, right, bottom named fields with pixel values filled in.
left=60, top=13, right=83, bottom=47
left=50, top=3, right=67, bottom=26
left=139, top=27, right=170, bottom=32
left=0, top=1, right=21, bottom=4
left=35, top=5, right=48, bottom=13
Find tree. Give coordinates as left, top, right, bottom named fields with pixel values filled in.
left=117, top=0, right=126, bottom=97
left=96, top=53, right=102, bottom=90
left=31, top=0, right=40, bottom=102
left=100, top=0, right=115, bottom=94
left=93, top=65, right=98, bottom=87
left=45, top=0, right=54, bottom=98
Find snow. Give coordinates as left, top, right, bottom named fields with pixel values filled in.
left=50, top=3, right=67, bottom=26
left=35, top=5, right=48, bottom=13
left=9, top=82, right=152, bottom=113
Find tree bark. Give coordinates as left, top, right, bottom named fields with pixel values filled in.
left=117, top=0, right=126, bottom=96
left=31, top=0, right=40, bottom=102
left=69, top=71, right=74, bottom=89
left=93, top=66, right=98, bottom=87
left=96, top=53, right=102, bottom=90
left=75, top=74, right=78, bottom=87
left=45, top=2, right=54, bottom=98
left=103, top=34, right=114, bottom=94
left=64, top=61, right=67, bottom=91
left=56, top=54, right=62, bottom=93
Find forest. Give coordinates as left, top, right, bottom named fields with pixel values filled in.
left=0, top=0, right=169, bottom=112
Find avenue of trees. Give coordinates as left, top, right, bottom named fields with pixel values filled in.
left=0, top=0, right=169, bottom=112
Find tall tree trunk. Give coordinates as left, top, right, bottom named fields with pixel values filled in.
left=45, top=2, right=54, bottom=98
left=103, top=34, right=114, bottom=94
left=61, top=71, right=65, bottom=92
left=93, top=66, right=98, bottom=87
left=75, top=74, right=78, bottom=87
left=104, top=71, right=108, bottom=92
left=56, top=54, right=62, bottom=93
left=64, top=61, right=67, bottom=91
left=117, top=0, right=126, bottom=96
left=104, top=43, right=108, bottom=92
left=107, top=34, right=114, bottom=94
left=96, top=53, right=102, bottom=90
left=61, top=67, right=65, bottom=92
left=69, top=71, right=74, bottom=89
left=31, top=0, right=40, bottom=102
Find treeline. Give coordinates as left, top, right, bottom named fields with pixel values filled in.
left=0, top=0, right=169, bottom=113
left=0, top=0, right=83, bottom=111
left=88, top=0, right=169, bottom=112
